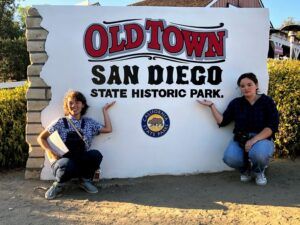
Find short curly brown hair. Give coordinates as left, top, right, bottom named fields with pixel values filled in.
left=63, top=90, right=89, bottom=116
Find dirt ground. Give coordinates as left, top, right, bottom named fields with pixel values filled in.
left=0, top=158, right=299, bottom=225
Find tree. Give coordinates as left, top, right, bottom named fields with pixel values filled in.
left=0, top=0, right=29, bottom=82
left=0, top=0, right=23, bottom=39
left=0, top=37, right=28, bottom=82
left=281, top=17, right=300, bottom=27
left=17, top=5, right=30, bottom=32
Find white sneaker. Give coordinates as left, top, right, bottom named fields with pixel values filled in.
left=255, top=172, right=267, bottom=186
left=240, top=172, right=252, bottom=182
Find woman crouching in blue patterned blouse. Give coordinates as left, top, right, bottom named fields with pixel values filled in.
left=37, top=90, right=115, bottom=199
left=197, top=73, right=279, bottom=186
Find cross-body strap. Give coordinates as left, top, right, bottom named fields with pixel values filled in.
left=65, top=117, right=88, bottom=145
left=62, top=117, right=85, bottom=129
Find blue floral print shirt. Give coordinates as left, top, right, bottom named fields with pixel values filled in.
left=47, top=115, right=103, bottom=150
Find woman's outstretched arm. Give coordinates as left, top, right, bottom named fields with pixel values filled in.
left=100, top=101, right=116, bottom=133
left=197, top=99, right=223, bottom=124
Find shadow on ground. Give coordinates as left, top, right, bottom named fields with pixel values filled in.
left=0, top=159, right=299, bottom=225
left=0, top=159, right=300, bottom=225
left=39, top=159, right=300, bottom=210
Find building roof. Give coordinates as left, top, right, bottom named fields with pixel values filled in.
left=281, top=24, right=300, bottom=32
left=130, top=0, right=264, bottom=7
left=130, top=0, right=213, bottom=7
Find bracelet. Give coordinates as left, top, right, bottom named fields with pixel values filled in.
left=209, top=103, right=214, bottom=108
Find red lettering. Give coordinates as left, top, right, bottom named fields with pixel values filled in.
left=145, top=20, right=164, bottom=50
left=84, top=24, right=108, bottom=58
left=205, top=31, right=225, bottom=57
left=162, top=26, right=184, bottom=54
left=182, top=30, right=207, bottom=58
left=109, top=26, right=126, bottom=54
left=84, top=19, right=226, bottom=60
left=124, top=24, right=144, bottom=50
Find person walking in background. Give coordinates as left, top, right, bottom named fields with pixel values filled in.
left=37, top=90, right=115, bottom=199
left=197, top=73, right=279, bottom=186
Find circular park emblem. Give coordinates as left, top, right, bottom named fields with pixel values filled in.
left=141, top=109, right=170, bottom=138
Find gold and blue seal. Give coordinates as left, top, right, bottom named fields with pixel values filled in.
left=141, top=109, right=170, bottom=137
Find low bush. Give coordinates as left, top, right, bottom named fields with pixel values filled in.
left=268, top=59, right=300, bottom=158
left=0, top=83, right=28, bottom=168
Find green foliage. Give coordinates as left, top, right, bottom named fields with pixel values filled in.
left=17, top=5, right=30, bottom=32
left=0, top=0, right=23, bottom=39
left=0, top=37, right=29, bottom=82
left=0, top=83, right=29, bottom=168
left=0, top=0, right=29, bottom=82
left=268, top=59, right=300, bottom=158
left=280, top=17, right=300, bottom=28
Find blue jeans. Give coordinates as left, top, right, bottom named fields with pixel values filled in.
left=52, top=150, right=103, bottom=183
left=223, top=139, right=274, bottom=173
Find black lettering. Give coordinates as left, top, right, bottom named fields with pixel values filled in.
left=191, top=66, right=206, bottom=85
left=176, top=66, right=189, bottom=84
left=166, top=66, right=174, bottom=84
left=148, top=65, right=164, bottom=84
left=205, top=89, right=213, bottom=98
left=124, top=65, right=139, bottom=84
left=213, top=89, right=221, bottom=97
left=207, top=66, right=222, bottom=85
left=104, top=89, right=113, bottom=97
left=90, top=89, right=98, bottom=97
left=120, top=89, right=127, bottom=98
left=132, top=89, right=140, bottom=98
left=92, top=65, right=106, bottom=85
left=107, top=65, right=122, bottom=85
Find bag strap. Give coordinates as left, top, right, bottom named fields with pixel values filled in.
left=65, top=117, right=88, bottom=145
left=62, top=117, right=84, bottom=129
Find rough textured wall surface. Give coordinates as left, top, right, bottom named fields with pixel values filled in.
left=25, top=7, right=50, bottom=179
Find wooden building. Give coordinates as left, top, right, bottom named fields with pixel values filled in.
left=132, top=0, right=262, bottom=8
left=131, top=0, right=300, bottom=59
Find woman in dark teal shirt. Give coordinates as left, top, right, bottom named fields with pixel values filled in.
left=198, top=73, right=279, bottom=186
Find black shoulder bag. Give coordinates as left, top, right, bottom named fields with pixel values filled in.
left=234, top=131, right=252, bottom=171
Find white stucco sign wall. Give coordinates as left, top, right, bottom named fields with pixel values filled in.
left=36, top=6, right=270, bottom=179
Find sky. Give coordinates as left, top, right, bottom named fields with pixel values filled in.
left=18, top=0, right=300, bottom=29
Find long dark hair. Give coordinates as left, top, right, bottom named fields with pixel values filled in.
left=63, top=90, right=89, bottom=116
left=237, top=73, right=258, bottom=86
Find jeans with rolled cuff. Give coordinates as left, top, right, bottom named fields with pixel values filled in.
left=223, top=138, right=274, bottom=174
